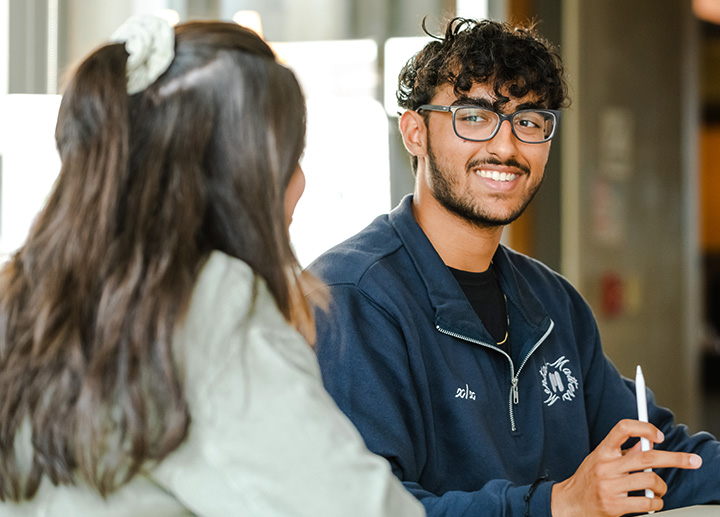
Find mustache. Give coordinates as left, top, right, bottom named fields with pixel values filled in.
left=467, top=158, right=531, bottom=176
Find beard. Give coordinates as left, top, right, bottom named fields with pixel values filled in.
left=425, top=137, right=543, bottom=228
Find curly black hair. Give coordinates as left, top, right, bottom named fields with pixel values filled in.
left=397, top=18, right=570, bottom=112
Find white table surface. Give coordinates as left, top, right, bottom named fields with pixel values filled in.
left=656, top=506, right=720, bottom=515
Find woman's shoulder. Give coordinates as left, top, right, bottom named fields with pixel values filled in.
left=177, top=251, right=314, bottom=380
left=191, top=251, right=256, bottom=310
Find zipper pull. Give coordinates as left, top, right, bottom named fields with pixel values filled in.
left=511, top=376, right=519, bottom=404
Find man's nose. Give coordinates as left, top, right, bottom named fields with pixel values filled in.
left=484, top=119, right=520, bottom=157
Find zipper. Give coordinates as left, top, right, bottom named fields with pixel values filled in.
left=436, top=319, right=554, bottom=432
left=506, top=321, right=554, bottom=431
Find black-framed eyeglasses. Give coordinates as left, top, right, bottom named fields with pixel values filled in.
left=417, top=104, right=562, bottom=144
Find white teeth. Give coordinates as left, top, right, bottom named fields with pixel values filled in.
left=477, top=169, right=517, bottom=182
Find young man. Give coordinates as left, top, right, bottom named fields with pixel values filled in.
left=309, top=18, right=720, bottom=517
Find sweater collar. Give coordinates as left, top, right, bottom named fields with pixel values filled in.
left=388, top=195, right=552, bottom=353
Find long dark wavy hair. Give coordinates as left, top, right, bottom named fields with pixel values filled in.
left=397, top=17, right=570, bottom=171
left=0, top=21, right=317, bottom=500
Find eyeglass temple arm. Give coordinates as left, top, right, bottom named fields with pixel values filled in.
left=416, top=105, right=453, bottom=113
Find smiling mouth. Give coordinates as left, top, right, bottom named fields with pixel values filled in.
left=476, top=169, right=518, bottom=182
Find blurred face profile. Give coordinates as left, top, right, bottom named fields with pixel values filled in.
left=284, top=165, right=306, bottom=229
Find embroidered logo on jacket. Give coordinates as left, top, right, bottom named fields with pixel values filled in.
left=540, top=356, right=579, bottom=406
left=455, top=384, right=476, bottom=400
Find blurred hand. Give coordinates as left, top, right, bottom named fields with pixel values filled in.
left=551, top=419, right=702, bottom=517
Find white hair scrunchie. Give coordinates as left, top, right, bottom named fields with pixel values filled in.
left=110, top=14, right=175, bottom=95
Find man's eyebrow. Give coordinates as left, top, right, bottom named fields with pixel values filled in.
left=450, top=97, right=546, bottom=112
left=515, top=101, right=545, bottom=111
left=451, top=97, right=493, bottom=109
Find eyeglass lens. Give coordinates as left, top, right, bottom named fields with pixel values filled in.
left=453, top=107, right=556, bottom=143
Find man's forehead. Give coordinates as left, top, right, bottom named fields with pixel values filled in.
left=432, top=82, right=542, bottom=111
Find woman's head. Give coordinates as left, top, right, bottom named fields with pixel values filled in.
left=0, top=18, right=315, bottom=500
left=55, top=20, right=307, bottom=311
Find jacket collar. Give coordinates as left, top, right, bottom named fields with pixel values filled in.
left=388, top=195, right=553, bottom=359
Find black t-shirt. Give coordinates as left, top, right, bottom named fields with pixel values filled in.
left=448, top=263, right=509, bottom=354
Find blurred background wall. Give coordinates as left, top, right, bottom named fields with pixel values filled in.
left=2, top=0, right=720, bottom=436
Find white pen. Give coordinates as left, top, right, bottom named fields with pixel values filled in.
left=635, top=365, right=654, bottom=505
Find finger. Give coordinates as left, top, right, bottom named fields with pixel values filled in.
left=589, top=475, right=666, bottom=517
left=612, top=470, right=668, bottom=497
left=603, top=419, right=664, bottom=450
left=622, top=440, right=643, bottom=456
left=626, top=450, right=703, bottom=472
left=611, top=493, right=665, bottom=516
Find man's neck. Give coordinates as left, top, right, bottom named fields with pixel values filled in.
left=411, top=191, right=504, bottom=273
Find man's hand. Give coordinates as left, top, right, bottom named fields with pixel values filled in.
left=551, top=419, right=702, bottom=516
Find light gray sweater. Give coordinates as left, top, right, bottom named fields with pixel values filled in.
left=4, top=252, right=425, bottom=516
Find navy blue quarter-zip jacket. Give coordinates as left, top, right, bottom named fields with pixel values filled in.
left=310, top=195, right=720, bottom=516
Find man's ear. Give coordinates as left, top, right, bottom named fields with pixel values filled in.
left=399, top=110, right=427, bottom=158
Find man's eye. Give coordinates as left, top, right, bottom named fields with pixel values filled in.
left=516, top=118, right=540, bottom=129
left=514, top=112, right=545, bottom=129
left=458, top=109, right=492, bottom=124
